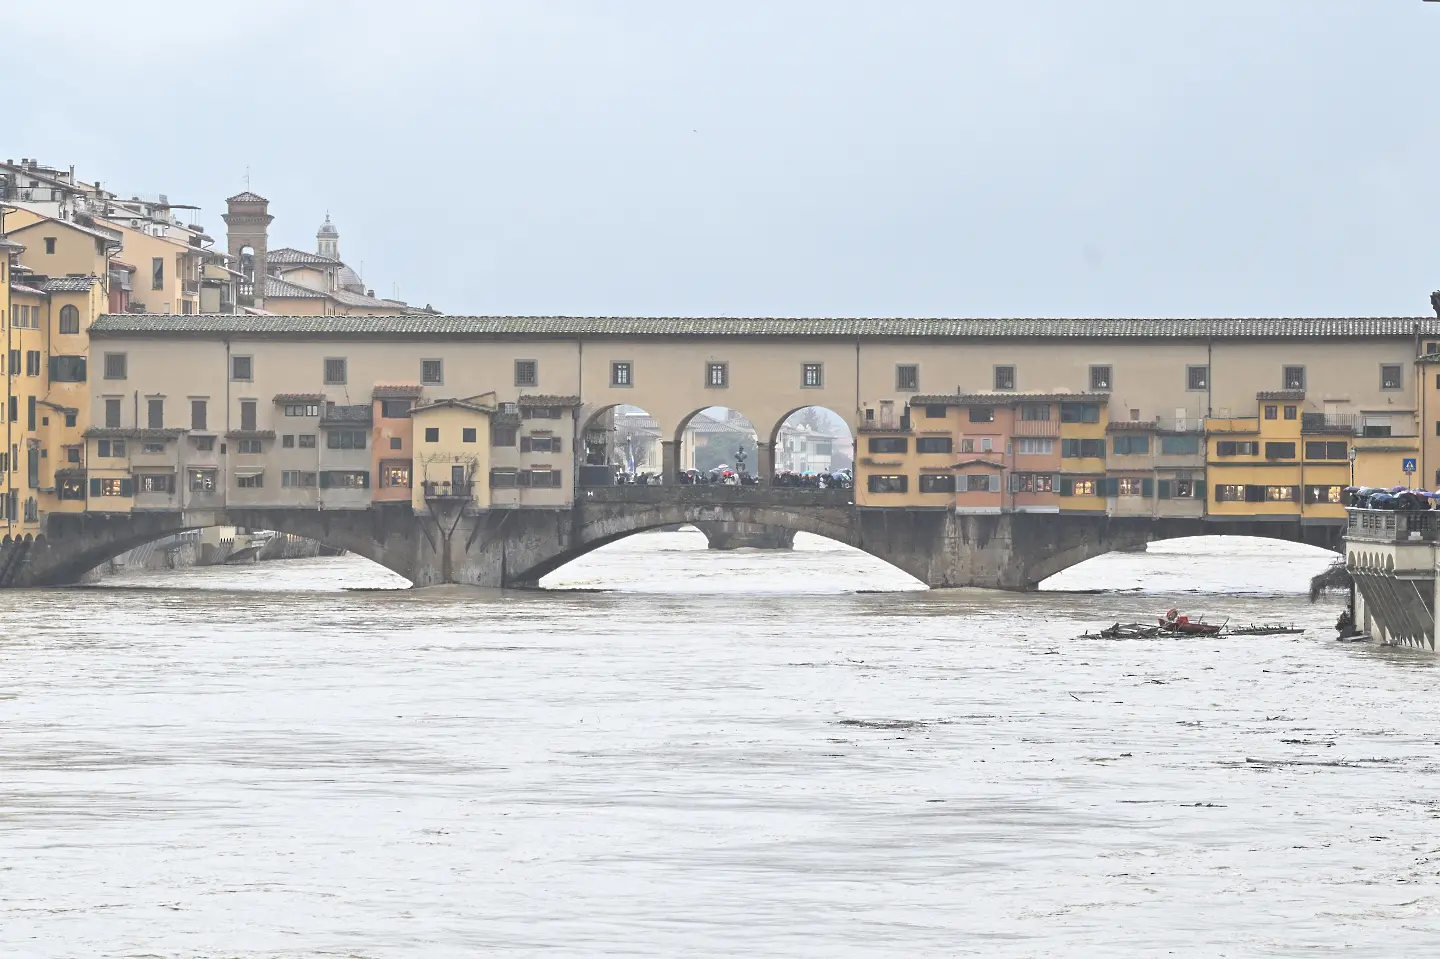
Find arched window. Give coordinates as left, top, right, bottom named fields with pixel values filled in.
left=58, top=304, right=80, bottom=334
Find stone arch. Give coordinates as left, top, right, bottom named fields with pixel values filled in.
left=4, top=507, right=422, bottom=588
left=674, top=406, right=761, bottom=478
left=766, top=404, right=855, bottom=478
left=507, top=498, right=924, bottom=585
left=578, top=402, right=668, bottom=477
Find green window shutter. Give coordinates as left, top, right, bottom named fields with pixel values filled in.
left=89, top=478, right=101, bottom=497
left=119, top=479, right=133, bottom=497
left=1142, top=478, right=1154, bottom=497
left=1060, top=477, right=1074, bottom=496
left=1195, top=480, right=1207, bottom=501
left=319, top=472, right=331, bottom=489
left=1157, top=479, right=1172, bottom=499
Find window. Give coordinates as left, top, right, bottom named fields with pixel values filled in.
left=282, top=434, right=295, bottom=448
left=521, top=436, right=563, bottom=453
left=91, top=478, right=131, bottom=497
left=231, top=355, right=252, bottom=381
left=323, top=357, right=347, bottom=385
left=1283, top=366, right=1306, bottom=390
left=1015, top=438, right=1053, bottom=455
left=320, top=471, right=370, bottom=489
left=492, top=426, right=517, bottom=446
left=706, top=362, right=729, bottom=388
left=390, top=437, right=402, bottom=450
left=490, top=468, right=519, bottom=488
left=462, top=427, right=477, bottom=443
left=189, top=469, right=218, bottom=492
left=867, top=437, right=908, bottom=454
left=802, top=363, right=823, bottom=388
left=1069, top=479, right=1097, bottom=497
left=1089, top=365, right=1112, bottom=390
left=23, top=350, right=39, bottom=377
left=1215, top=440, right=1259, bottom=456
left=236, top=473, right=264, bottom=489
left=26, top=396, right=35, bottom=431
left=1213, top=484, right=1245, bottom=502
left=58, top=304, right=79, bottom=334
left=104, top=352, right=127, bottom=380
left=49, top=355, right=86, bottom=382
left=421, top=359, right=443, bottom=385
left=146, top=398, right=164, bottom=429
left=104, top=398, right=121, bottom=428
left=968, top=407, right=995, bottom=423
left=521, top=406, right=561, bottom=419
left=191, top=400, right=207, bottom=431
left=240, top=400, right=257, bottom=432
left=522, top=469, right=562, bottom=488
left=136, top=474, right=174, bottom=494
left=1381, top=364, right=1402, bottom=391
left=1061, top=438, right=1106, bottom=458
left=896, top=365, right=919, bottom=392
left=65, top=448, right=79, bottom=463
left=514, top=359, right=538, bottom=387
left=1305, top=485, right=1343, bottom=504
left=918, top=474, right=955, bottom=493
left=924, top=404, right=947, bottom=418
left=1283, top=405, right=1297, bottom=421
left=44, top=237, right=56, bottom=254
left=282, top=471, right=318, bottom=488
left=1112, top=435, right=1150, bottom=455
left=298, top=434, right=316, bottom=449
left=980, top=437, right=993, bottom=452
left=58, top=475, right=84, bottom=500
left=1264, top=405, right=1278, bottom=420
left=327, top=430, right=367, bottom=450
left=1019, top=403, right=1050, bottom=421
left=1305, top=441, right=1348, bottom=460
left=379, top=400, right=410, bottom=419
left=95, top=439, right=127, bottom=458
left=993, top=365, right=1015, bottom=391
left=962, top=474, right=998, bottom=493
left=867, top=474, right=908, bottom=493
left=1362, top=416, right=1392, bottom=438
left=287, top=403, right=323, bottom=417
left=915, top=437, right=952, bottom=454
left=380, top=463, right=411, bottom=488
left=1160, top=435, right=1200, bottom=455
left=611, top=362, right=633, bottom=387
left=151, top=256, right=164, bottom=291
left=237, top=439, right=264, bottom=454
left=1059, top=403, right=1100, bottom=423
left=1114, top=477, right=1142, bottom=495
left=194, top=436, right=215, bottom=452
left=1013, top=473, right=1054, bottom=493
left=1265, top=485, right=1298, bottom=502
left=1187, top=365, right=1208, bottom=390
left=424, top=427, right=439, bottom=442
left=141, top=442, right=165, bottom=455
left=1264, top=442, right=1296, bottom=460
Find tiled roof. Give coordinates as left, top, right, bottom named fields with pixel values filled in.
left=88, top=315, right=1440, bottom=339
left=237, top=276, right=329, bottom=300
left=1107, top=420, right=1158, bottom=432
left=226, top=191, right=268, bottom=203
left=9, top=283, right=45, bottom=296
left=518, top=394, right=581, bottom=407
left=273, top=392, right=325, bottom=403
left=913, top=391, right=1109, bottom=406
left=1256, top=389, right=1306, bottom=401
left=411, top=398, right=496, bottom=416
left=331, top=287, right=409, bottom=311
left=224, top=429, right=277, bottom=440
left=42, top=275, right=100, bottom=292
left=372, top=384, right=425, bottom=398
left=0, top=237, right=24, bottom=252
left=266, top=247, right=338, bottom=267
left=951, top=458, right=1007, bottom=470
left=319, top=404, right=373, bottom=425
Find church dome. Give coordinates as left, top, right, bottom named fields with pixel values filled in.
left=317, top=215, right=339, bottom=238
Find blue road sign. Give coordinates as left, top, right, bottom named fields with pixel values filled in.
left=1403, top=457, right=1417, bottom=473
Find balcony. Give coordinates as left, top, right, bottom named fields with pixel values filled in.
left=1346, top=508, right=1439, bottom=544
left=1302, top=413, right=1356, bottom=434
left=422, top=480, right=474, bottom=500
left=1153, top=415, right=1204, bottom=434
left=1013, top=419, right=1060, bottom=437
left=182, top=279, right=200, bottom=295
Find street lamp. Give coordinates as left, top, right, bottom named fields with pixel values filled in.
left=1348, top=447, right=1356, bottom=488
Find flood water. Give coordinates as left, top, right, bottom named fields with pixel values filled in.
left=2, top=532, right=1438, bottom=957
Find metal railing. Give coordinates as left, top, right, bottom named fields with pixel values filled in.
left=1346, top=508, right=1439, bottom=543
left=1302, top=413, right=1357, bottom=434
left=422, top=480, right=474, bottom=499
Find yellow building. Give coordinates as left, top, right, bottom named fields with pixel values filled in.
left=1057, top=395, right=1109, bottom=513
left=409, top=397, right=497, bottom=512
left=0, top=221, right=14, bottom=531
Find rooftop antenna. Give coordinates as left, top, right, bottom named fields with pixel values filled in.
left=243, top=166, right=251, bottom=190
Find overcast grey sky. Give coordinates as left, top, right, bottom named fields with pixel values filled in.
left=10, top=0, right=1440, bottom=317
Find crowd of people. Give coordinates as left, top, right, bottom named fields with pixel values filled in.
left=1349, top=485, right=1439, bottom=511
left=613, top=467, right=854, bottom=489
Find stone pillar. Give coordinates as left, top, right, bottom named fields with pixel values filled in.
left=757, top=442, right=775, bottom=486
left=661, top=441, right=678, bottom=482
left=698, top=522, right=795, bottom=550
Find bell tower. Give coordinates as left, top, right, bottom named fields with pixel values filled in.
left=223, top=191, right=273, bottom=308
left=317, top=214, right=339, bottom=260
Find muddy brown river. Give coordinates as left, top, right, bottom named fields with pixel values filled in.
left=1, top=532, right=1437, bottom=957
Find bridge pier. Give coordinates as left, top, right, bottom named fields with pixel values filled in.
left=662, top=440, right=679, bottom=481
left=757, top=442, right=775, bottom=486
left=696, top=522, right=795, bottom=550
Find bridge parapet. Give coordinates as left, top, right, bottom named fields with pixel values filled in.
left=1345, top=508, right=1440, bottom=544
left=580, top=486, right=853, bottom=507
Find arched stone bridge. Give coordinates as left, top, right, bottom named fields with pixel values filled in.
left=0, top=489, right=1343, bottom=590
